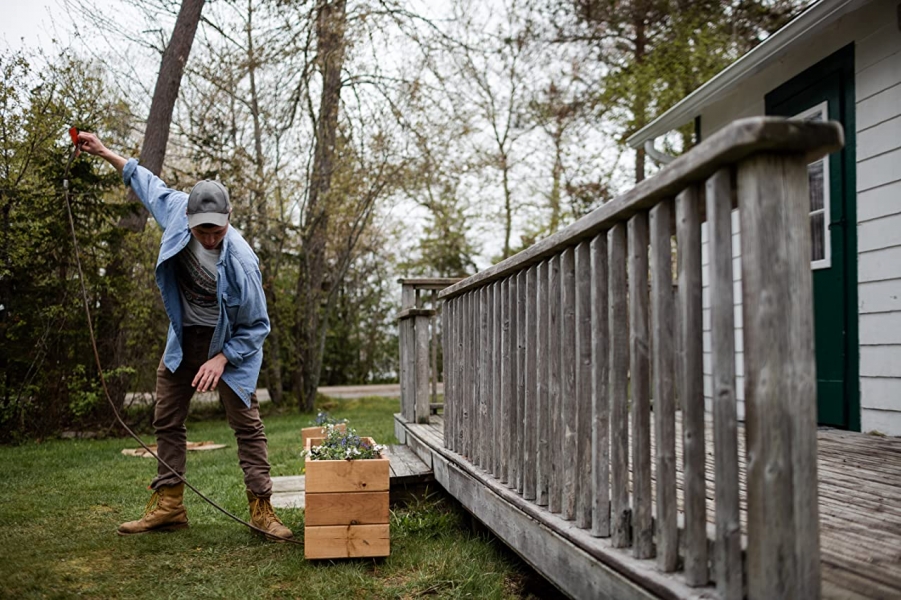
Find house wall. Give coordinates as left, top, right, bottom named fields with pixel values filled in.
left=696, top=0, right=901, bottom=433
left=856, top=8, right=901, bottom=434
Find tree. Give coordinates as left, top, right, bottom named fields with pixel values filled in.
left=0, top=50, right=154, bottom=439
left=443, top=0, right=540, bottom=259
left=550, top=0, right=804, bottom=181
left=64, top=0, right=208, bottom=414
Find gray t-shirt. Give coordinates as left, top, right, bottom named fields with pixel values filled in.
left=175, top=236, right=220, bottom=327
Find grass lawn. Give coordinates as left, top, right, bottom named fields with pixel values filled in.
left=0, top=396, right=553, bottom=599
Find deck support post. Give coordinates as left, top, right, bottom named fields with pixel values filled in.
left=739, top=153, right=821, bottom=600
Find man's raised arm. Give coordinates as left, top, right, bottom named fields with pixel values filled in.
left=76, top=132, right=183, bottom=231
left=76, top=132, right=127, bottom=174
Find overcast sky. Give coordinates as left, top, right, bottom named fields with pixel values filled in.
left=0, top=0, right=60, bottom=51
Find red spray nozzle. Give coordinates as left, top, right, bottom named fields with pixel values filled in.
left=68, top=127, right=79, bottom=146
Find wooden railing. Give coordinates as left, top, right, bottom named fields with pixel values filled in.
left=397, top=278, right=462, bottom=424
left=437, top=118, right=843, bottom=600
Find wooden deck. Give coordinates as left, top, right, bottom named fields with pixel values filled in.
left=396, top=413, right=901, bottom=599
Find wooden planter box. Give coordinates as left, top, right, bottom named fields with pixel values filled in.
left=301, top=422, right=346, bottom=447
left=303, top=436, right=390, bottom=559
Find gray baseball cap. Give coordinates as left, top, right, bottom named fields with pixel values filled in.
left=187, top=180, right=231, bottom=228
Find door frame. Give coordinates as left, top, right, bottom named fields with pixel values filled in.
left=765, top=43, right=859, bottom=431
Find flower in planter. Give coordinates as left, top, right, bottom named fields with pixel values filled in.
left=309, top=411, right=347, bottom=427
left=302, top=424, right=386, bottom=461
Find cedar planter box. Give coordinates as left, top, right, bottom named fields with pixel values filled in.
left=301, top=422, right=346, bottom=447
left=303, top=436, right=390, bottom=559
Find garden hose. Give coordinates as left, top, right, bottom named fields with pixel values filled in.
left=63, top=128, right=301, bottom=545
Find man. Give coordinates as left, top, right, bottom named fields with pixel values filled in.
left=77, top=132, right=292, bottom=541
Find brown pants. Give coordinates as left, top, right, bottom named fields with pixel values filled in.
left=150, top=326, right=272, bottom=497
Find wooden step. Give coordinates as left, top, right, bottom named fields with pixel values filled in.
left=270, top=444, right=433, bottom=509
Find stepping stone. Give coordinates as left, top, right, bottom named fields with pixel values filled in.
left=271, top=475, right=305, bottom=509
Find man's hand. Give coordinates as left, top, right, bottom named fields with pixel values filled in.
left=193, top=353, right=229, bottom=392
left=76, top=131, right=128, bottom=174
left=75, top=131, right=107, bottom=157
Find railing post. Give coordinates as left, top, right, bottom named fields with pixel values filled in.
left=677, top=185, right=708, bottom=586
left=399, top=282, right=416, bottom=422
left=399, top=278, right=464, bottom=426
left=739, top=153, right=821, bottom=600
left=414, top=312, right=431, bottom=424
left=608, top=223, right=631, bottom=548
left=707, top=168, right=742, bottom=600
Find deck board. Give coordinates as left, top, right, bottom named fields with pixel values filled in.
left=401, top=413, right=901, bottom=599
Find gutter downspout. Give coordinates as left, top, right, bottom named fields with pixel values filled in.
left=644, top=138, right=676, bottom=166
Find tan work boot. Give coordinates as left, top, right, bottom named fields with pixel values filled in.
left=247, top=490, right=294, bottom=542
left=117, top=484, right=189, bottom=536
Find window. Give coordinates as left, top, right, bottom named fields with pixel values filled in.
left=794, top=102, right=831, bottom=269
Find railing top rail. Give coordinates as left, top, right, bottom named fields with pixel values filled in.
left=398, top=278, right=465, bottom=290
left=438, top=117, right=842, bottom=301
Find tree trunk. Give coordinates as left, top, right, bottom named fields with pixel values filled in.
left=633, top=8, right=648, bottom=184
left=243, top=0, right=284, bottom=405
left=97, top=0, right=205, bottom=416
left=549, top=117, right=564, bottom=232
left=293, top=0, right=348, bottom=412
left=501, top=151, right=512, bottom=258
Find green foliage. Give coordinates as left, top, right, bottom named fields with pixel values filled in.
left=0, top=48, right=159, bottom=440
left=320, top=245, right=399, bottom=386
left=310, top=410, right=346, bottom=426
left=557, top=0, right=805, bottom=169
left=399, top=183, right=479, bottom=279
left=302, top=422, right=387, bottom=460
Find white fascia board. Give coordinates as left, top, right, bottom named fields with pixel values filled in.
left=626, top=0, right=864, bottom=149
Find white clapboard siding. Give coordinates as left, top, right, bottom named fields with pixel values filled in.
left=856, top=83, right=901, bottom=130
left=861, top=377, right=901, bottom=411
left=858, top=179, right=901, bottom=223
left=858, top=213, right=901, bottom=253
left=858, top=148, right=901, bottom=192
left=862, top=408, right=901, bottom=435
left=860, top=346, right=901, bottom=378
left=859, top=279, right=901, bottom=314
left=856, top=12, right=901, bottom=434
left=857, top=115, right=901, bottom=161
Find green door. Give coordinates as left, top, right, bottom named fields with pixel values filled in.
left=765, top=44, right=859, bottom=430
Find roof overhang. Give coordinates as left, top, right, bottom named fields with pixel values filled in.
left=626, top=0, right=868, bottom=149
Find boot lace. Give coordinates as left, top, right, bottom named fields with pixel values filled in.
left=142, top=490, right=161, bottom=517
left=251, top=497, right=283, bottom=527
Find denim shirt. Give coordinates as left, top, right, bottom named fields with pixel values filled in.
left=123, top=159, right=270, bottom=406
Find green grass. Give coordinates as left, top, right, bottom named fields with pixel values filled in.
left=0, top=396, right=552, bottom=599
